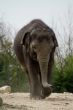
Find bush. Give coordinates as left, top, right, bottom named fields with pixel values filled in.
left=52, top=55, right=73, bottom=93
left=0, top=26, right=29, bottom=92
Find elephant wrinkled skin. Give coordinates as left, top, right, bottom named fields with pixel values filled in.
left=14, top=19, right=58, bottom=99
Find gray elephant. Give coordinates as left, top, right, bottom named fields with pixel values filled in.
left=14, top=19, right=58, bottom=99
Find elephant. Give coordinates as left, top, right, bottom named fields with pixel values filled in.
left=14, top=19, right=58, bottom=99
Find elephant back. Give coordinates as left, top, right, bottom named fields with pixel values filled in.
left=14, top=19, right=51, bottom=45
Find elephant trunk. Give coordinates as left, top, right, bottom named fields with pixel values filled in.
left=37, top=54, right=50, bottom=88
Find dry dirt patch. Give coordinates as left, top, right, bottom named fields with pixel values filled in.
left=0, top=93, right=73, bottom=110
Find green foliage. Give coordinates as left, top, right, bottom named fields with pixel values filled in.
left=0, top=24, right=29, bottom=92
left=0, top=38, right=29, bottom=92
left=52, top=55, right=73, bottom=93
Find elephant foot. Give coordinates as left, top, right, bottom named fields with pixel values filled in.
left=30, top=93, right=43, bottom=100
left=30, top=88, right=43, bottom=100
left=42, top=86, right=52, bottom=99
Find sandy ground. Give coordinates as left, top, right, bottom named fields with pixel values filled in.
left=0, top=92, right=73, bottom=110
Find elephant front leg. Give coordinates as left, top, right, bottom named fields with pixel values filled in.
left=26, top=59, right=42, bottom=99
left=30, top=79, right=42, bottom=99
left=47, top=53, right=54, bottom=84
left=42, top=85, right=52, bottom=98
left=38, top=72, right=52, bottom=99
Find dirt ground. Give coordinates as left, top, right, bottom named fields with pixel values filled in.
left=0, top=92, right=73, bottom=110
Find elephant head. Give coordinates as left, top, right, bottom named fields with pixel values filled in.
left=21, top=27, right=58, bottom=89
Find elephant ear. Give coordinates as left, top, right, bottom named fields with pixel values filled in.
left=20, top=32, right=31, bottom=53
left=20, top=32, right=30, bottom=45
left=52, top=33, right=58, bottom=47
